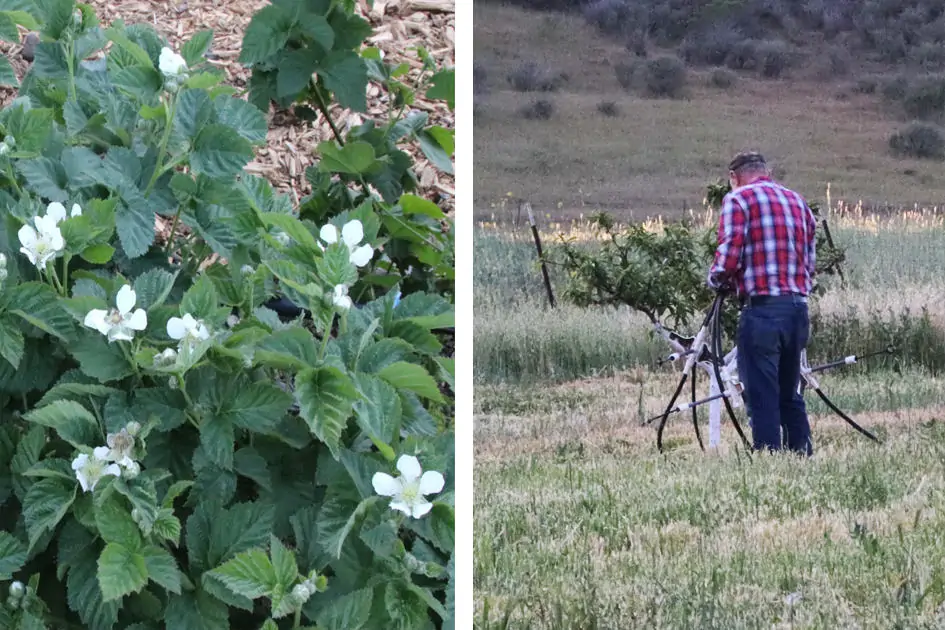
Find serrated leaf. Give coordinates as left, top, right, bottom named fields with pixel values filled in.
left=105, top=25, right=153, bottom=67
left=207, top=548, right=275, bottom=599
left=23, top=478, right=76, bottom=549
left=400, top=194, right=446, bottom=220
left=65, top=540, right=122, bottom=629
left=214, top=95, right=267, bottom=144
left=206, top=501, right=274, bottom=568
left=425, top=68, right=454, bottom=109
left=23, top=400, right=101, bottom=448
left=277, top=48, right=317, bottom=99
left=7, top=281, right=75, bottom=340
left=200, top=415, right=234, bottom=470
left=239, top=4, right=293, bottom=65
left=0, top=315, right=24, bottom=369
left=0, top=52, right=16, bottom=86
left=16, top=157, right=69, bottom=201
left=174, top=88, right=215, bottom=140
left=419, top=128, right=454, bottom=175
left=97, top=542, right=148, bottom=601
left=0, top=531, right=27, bottom=579
left=111, top=65, right=162, bottom=101
left=269, top=534, right=298, bottom=590
left=152, top=508, right=182, bottom=546
left=317, top=495, right=377, bottom=559
left=316, top=140, right=378, bottom=175
left=180, top=274, right=218, bottom=319
left=191, top=123, right=254, bottom=179
left=314, top=586, right=373, bottom=630
left=356, top=338, right=412, bottom=374
left=165, top=588, right=230, bottom=630
left=378, top=362, right=444, bottom=403
left=254, top=327, right=319, bottom=370
left=385, top=580, right=431, bottom=629
left=116, top=196, right=156, bottom=259
left=142, top=545, right=182, bottom=594
left=353, top=373, right=401, bottom=454
left=133, top=268, right=178, bottom=310
left=37, top=382, right=120, bottom=407
left=318, top=50, right=368, bottom=112
left=261, top=213, right=320, bottom=252
left=80, top=244, right=115, bottom=264
left=181, top=28, right=213, bottom=66
left=69, top=333, right=134, bottom=383
left=295, top=366, right=359, bottom=457
left=96, top=495, right=143, bottom=550
left=221, top=382, right=293, bottom=431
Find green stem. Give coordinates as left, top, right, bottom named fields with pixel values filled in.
left=318, top=314, right=334, bottom=361
left=45, top=263, right=64, bottom=295
left=164, top=207, right=183, bottom=256
left=293, top=610, right=301, bottom=629
left=5, top=162, right=22, bottom=196
left=339, top=310, right=348, bottom=335
left=312, top=84, right=345, bottom=146
left=61, top=254, right=71, bottom=296
left=66, top=40, right=77, bottom=102
left=145, top=95, right=178, bottom=196
left=176, top=374, right=196, bottom=409
left=119, top=342, right=139, bottom=377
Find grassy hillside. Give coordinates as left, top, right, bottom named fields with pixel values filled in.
left=474, top=2, right=945, bottom=221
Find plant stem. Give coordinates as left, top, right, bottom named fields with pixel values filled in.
left=145, top=94, right=178, bottom=196
left=164, top=207, right=183, bottom=256
left=61, top=254, right=71, bottom=296
left=5, top=162, right=22, bottom=196
left=293, top=610, right=301, bottom=629
left=46, top=263, right=64, bottom=295
left=318, top=313, right=334, bottom=360
left=312, top=84, right=345, bottom=146
left=66, top=40, right=77, bottom=102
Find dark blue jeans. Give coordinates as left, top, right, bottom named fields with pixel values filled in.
left=736, top=294, right=813, bottom=456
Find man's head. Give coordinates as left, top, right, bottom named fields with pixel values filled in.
left=728, top=151, right=769, bottom=190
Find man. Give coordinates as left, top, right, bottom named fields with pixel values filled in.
left=707, top=152, right=818, bottom=456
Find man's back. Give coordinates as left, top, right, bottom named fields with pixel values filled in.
left=710, top=176, right=817, bottom=297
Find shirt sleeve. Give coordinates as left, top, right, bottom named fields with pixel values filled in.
left=708, top=193, right=747, bottom=286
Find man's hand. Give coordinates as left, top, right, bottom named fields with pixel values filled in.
left=706, top=271, right=734, bottom=295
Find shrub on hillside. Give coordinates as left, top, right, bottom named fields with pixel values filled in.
left=614, top=60, right=641, bottom=90
left=521, top=99, right=555, bottom=120
left=912, top=42, right=945, bottom=71
left=679, top=25, right=743, bottom=67
left=725, top=39, right=760, bottom=71
left=882, top=74, right=910, bottom=101
left=756, top=39, right=794, bottom=78
left=582, top=0, right=638, bottom=38
left=889, top=122, right=945, bottom=159
left=709, top=68, right=737, bottom=89
left=642, top=56, right=687, bottom=98
left=902, top=76, right=945, bottom=120
left=507, top=62, right=566, bottom=92
left=597, top=100, right=620, bottom=116
left=852, top=76, right=879, bottom=94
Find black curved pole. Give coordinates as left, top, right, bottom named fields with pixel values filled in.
left=710, top=293, right=753, bottom=455
left=656, top=371, right=689, bottom=452
left=812, top=387, right=881, bottom=443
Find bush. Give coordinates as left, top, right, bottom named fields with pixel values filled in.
left=679, top=26, right=743, bottom=67
left=709, top=68, right=737, bottom=89
left=614, top=60, right=641, bottom=90
left=521, top=99, right=555, bottom=120
left=0, top=1, right=457, bottom=628
left=912, top=42, right=945, bottom=70
left=902, top=76, right=945, bottom=120
left=756, top=40, right=794, bottom=78
left=882, top=74, right=910, bottom=101
left=597, top=100, right=620, bottom=116
left=889, top=122, right=945, bottom=159
left=507, top=62, right=565, bottom=92
left=725, top=39, right=760, bottom=71
left=642, top=55, right=687, bottom=98
left=852, top=76, right=879, bottom=94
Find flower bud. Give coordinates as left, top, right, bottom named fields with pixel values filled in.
left=125, top=421, right=141, bottom=436
left=3, top=135, right=15, bottom=149
left=240, top=264, right=254, bottom=275
left=168, top=376, right=178, bottom=390
left=122, top=460, right=141, bottom=480
left=226, top=314, right=239, bottom=328
left=0, top=144, right=9, bottom=157
left=290, top=582, right=313, bottom=605
left=8, top=581, right=24, bottom=599
left=73, top=9, right=82, bottom=26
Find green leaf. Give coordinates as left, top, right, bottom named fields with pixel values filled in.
left=111, top=65, right=162, bottom=101
left=9, top=107, right=54, bottom=152
left=37, top=382, right=120, bottom=407
left=239, top=4, right=293, bottom=65
left=200, top=415, right=234, bottom=470
left=314, top=587, right=373, bottom=630
left=134, top=268, right=178, bottom=310
left=207, top=548, right=275, bottom=599
left=254, top=327, right=319, bottom=370
left=318, top=495, right=377, bottom=559
left=385, top=580, right=430, bottom=629
left=419, top=128, right=454, bottom=175
left=261, top=213, right=320, bottom=252
left=64, top=535, right=122, bottom=630
left=23, top=400, right=101, bottom=448
left=0, top=52, right=15, bottom=86
left=222, top=382, right=294, bottom=431
left=295, top=367, right=359, bottom=457
left=0, top=11, right=20, bottom=42
left=214, top=95, right=267, bottom=144
left=174, top=88, right=215, bottom=140
left=317, top=140, right=378, bottom=175
left=105, top=24, right=154, bottom=67
left=97, top=542, right=148, bottom=601
left=95, top=495, right=143, bottom=550
left=378, top=362, right=444, bottom=403
left=353, top=373, right=401, bottom=455
left=6, top=281, right=75, bottom=341
left=180, top=274, right=218, bottom=319
left=23, top=478, right=76, bottom=549
left=142, top=545, right=182, bottom=594
left=425, top=68, right=455, bottom=109
left=318, top=50, right=368, bottom=112
left=277, top=48, right=317, bottom=99
left=400, top=194, right=446, bottom=220
left=191, top=124, right=254, bottom=179
left=16, top=157, right=69, bottom=202
left=69, top=333, right=134, bottom=383
left=269, top=534, right=298, bottom=589
left=116, top=196, right=156, bottom=259
left=356, top=338, right=412, bottom=374
left=0, top=531, right=27, bottom=580
left=152, top=509, right=182, bottom=546
left=181, top=28, right=214, bottom=66
left=0, top=315, right=23, bottom=369
left=165, top=588, right=231, bottom=630
left=80, top=244, right=115, bottom=264
left=233, top=447, right=272, bottom=492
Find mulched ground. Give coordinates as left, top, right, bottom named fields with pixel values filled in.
left=0, top=0, right=455, bottom=214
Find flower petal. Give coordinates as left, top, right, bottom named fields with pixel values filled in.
left=34, top=214, right=58, bottom=236
left=349, top=244, right=374, bottom=267
left=70, top=203, right=82, bottom=217
left=108, top=326, right=135, bottom=342
left=19, top=246, right=37, bottom=266
left=104, top=463, right=122, bottom=478
left=372, top=472, right=401, bottom=497
left=83, top=309, right=111, bottom=335
left=93, top=446, right=111, bottom=460
left=319, top=224, right=338, bottom=244
left=76, top=472, right=90, bottom=493
left=166, top=316, right=187, bottom=339
left=418, top=470, right=445, bottom=496
left=46, top=202, right=67, bottom=223
left=71, top=454, right=88, bottom=471
left=48, top=228, right=64, bottom=251
left=17, top=224, right=37, bottom=248
left=388, top=499, right=413, bottom=516
left=126, top=308, right=148, bottom=331
left=396, top=454, right=422, bottom=482
left=411, top=500, right=433, bottom=519
left=115, top=285, right=136, bottom=314
left=341, top=220, right=364, bottom=247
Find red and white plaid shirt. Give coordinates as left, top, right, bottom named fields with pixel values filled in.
left=708, top=177, right=817, bottom=297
